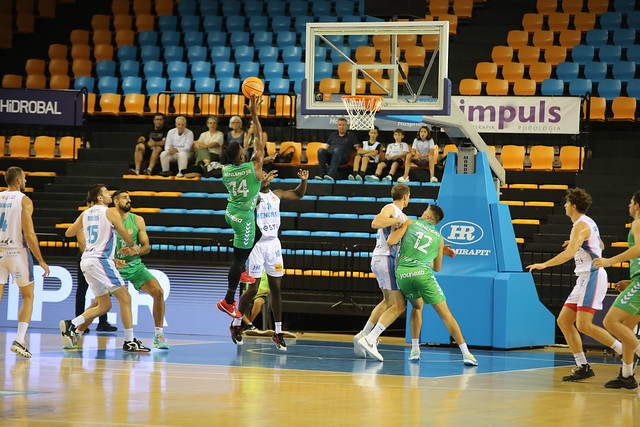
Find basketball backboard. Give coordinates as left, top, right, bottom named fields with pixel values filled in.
left=301, top=21, right=451, bottom=116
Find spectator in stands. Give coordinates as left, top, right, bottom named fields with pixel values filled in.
left=227, top=116, right=245, bottom=145
left=194, top=116, right=224, bottom=169
left=411, top=126, right=438, bottom=183
left=314, top=118, right=360, bottom=181
left=244, top=117, right=269, bottom=161
left=349, top=126, right=382, bottom=181
left=365, top=128, right=411, bottom=183
left=159, top=116, right=194, bottom=178
left=130, top=113, right=167, bottom=175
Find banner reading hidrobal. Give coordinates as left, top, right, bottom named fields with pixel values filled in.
left=452, top=96, right=581, bottom=134
left=0, top=88, right=84, bottom=126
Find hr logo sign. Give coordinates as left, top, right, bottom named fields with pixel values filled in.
left=441, top=221, right=484, bottom=245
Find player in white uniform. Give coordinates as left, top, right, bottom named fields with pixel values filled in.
left=60, top=184, right=150, bottom=352
left=353, top=184, right=411, bottom=358
left=230, top=169, right=309, bottom=350
left=0, top=167, right=50, bottom=358
left=527, top=188, right=623, bottom=381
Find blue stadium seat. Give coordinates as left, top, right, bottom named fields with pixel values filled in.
left=234, top=45, right=255, bottom=62
left=191, top=61, right=211, bottom=78
left=165, top=227, right=194, bottom=233
left=599, top=12, right=622, bottom=30
left=244, top=1, right=264, bottom=15
left=331, top=46, right=351, bottom=63
left=598, top=45, right=621, bottom=63
left=239, top=62, right=260, bottom=80
left=164, top=46, right=184, bottom=62
left=117, top=45, right=137, bottom=62
left=249, top=15, right=268, bottom=32
left=143, top=60, right=163, bottom=78
left=556, top=62, right=579, bottom=81
left=568, top=78, right=592, bottom=96
left=210, top=45, right=231, bottom=62
left=121, top=76, right=142, bottom=95
left=215, top=61, right=235, bottom=79
left=340, top=232, right=369, bottom=238
left=300, top=212, right=329, bottom=218
left=147, top=226, right=167, bottom=232
left=319, top=196, right=347, bottom=201
left=203, top=15, right=223, bottom=33
left=359, top=214, right=376, bottom=219
left=316, top=15, right=339, bottom=23
left=180, top=15, right=200, bottom=32
left=182, top=192, right=209, bottom=197
left=177, top=0, right=196, bottom=15
left=314, top=62, right=334, bottom=80
left=613, top=29, right=636, bottom=48
left=364, top=16, right=384, bottom=22
left=95, top=60, right=116, bottom=77
left=207, top=31, right=226, bottom=47
left=74, top=76, right=94, bottom=92
left=282, top=46, right=302, bottom=64
left=226, top=16, right=245, bottom=33
left=626, top=79, right=640, bottom=98
left=277, top=31, right=297, bottom=48
left=187, top=46, right=207, bottom=63
left=268, top=78, right=290, bottom=94
left=176, top=245, right=205, bottom=251
left=287, top=62, right=305, bottom=81
left=161, top=31, right=181, bottom=47
left=628, top=11, right=640, bottom=30
left=315, top=46, right=328, bottom=61
left=271, top=16, right=291, bottom=33
left=412, top=198, right=436, bottom=204
left=585, top=29, right=609, bottom=47
left=230, top=32, right=250, bottom=47
left=138, top=31, right=158, bottom=47
left=195, top=76, right=216, bottom=92
left=221, top=1, right=241, bottom=15
left=597, top=79, right=622, bottom=100
left=540, top=78, right=565, bottom=95
left=145, top=77, right=167, bottom=95
left=349, top=196, right=376, bottom=202
left=584, top=62, right=607, bottom=82
left=612, top=61, right=636, bottom=81
left=263, top=62, right=284, bottom=80
left=376, top=197, right=392, bottom=202
left=184, top=31, right=204, bottom=47
left=208, top=193, right=228, bottom=198
left=312, top=1, right=332, bottom=16
left=167, top=61, right=187, bottom=79
left=188, top=209, right=216, bottom=214
left=281, top=230, right=311, bottom=236
left=218, top=77, right=240, bottom=93
left=140, top=45, right=160, bottom=62
left=310, top=231, right=340, bottom=238
left=294, top=16, right=314, bottom=33
left=341, top=16, right=361, bottom=23
left=158, top=16, right=178, bottom=32
left=159, top=208, right=188, bottom=213
left=301, top=195, right=318, bottom=200
left=258, top=46, right=279, bottom=63
left=266, top=1, right=286, bottom=16
left=119, top=60, right=140, bottom=78
left=627, top=45, right=640, bottom=63
left=614, top=0, right=635, bottom=12
left=330, top=213, right=358, bottom=219
left=324, top=35, right=344, bottom=46
left=347, top=34, right=369, bottom=49
left=253, top=31, right=273, bottom=48
left=289, top=1, right=307, bottom=16
left=571, top=45, right=595, bottom=64
left=170, top=77, right=192, bottom=91
left=280, top=212, right=297, bottom=217
left=97, top=76, right=118, bottom=94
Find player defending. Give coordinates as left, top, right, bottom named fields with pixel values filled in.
left=61, top=184, right=150, bottom=352
left=230, top=169, right=309, bottom=351
left=382, top=205, right=477, bottom=366
left=352, top=184, right=410, bottom=361
left=217, top=95, right=267, bottom=318
left=593, top=190, right=640, bottom=389
left=527, top=188, right=623, bottom=381
left=0, top=167, right=50, bottom=358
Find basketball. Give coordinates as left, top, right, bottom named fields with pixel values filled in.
left=242, top=77, right=264, bottom=98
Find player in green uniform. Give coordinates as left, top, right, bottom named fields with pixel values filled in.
left=361, top=204, right=477, bottom=365
left=112, top=190, right=169, bottom=349
left=217, top=95, right=267, bottom=319
left=594, top=190, right=640, bottom=389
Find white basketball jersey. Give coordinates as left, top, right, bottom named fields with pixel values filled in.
left=255, top=190, right=281, bottom=241
left=573, top=215, right=603, bottom=274
left=0, top=191, right=26, bottom=249
left=372, top=203, right=407, bottom=257
left=82, top=205, right=116, bottom=259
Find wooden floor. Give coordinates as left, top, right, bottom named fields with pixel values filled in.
left=0, top=329, right=638, bottom=426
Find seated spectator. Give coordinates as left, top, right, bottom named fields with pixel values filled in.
left=130, top=113, right=167, bottom=175
left=227, top=116, right=245, bottom=145
left=411, top=126, right=439, bottom=183
left=349, top=126, right=382, bottom=181
left=365, top=128, right=411, bottom=183
left=314, top=118, right=360, bottom=182
left=159, top=116, right=194, bottom=177
left=194, top=116, right=224, bottom=169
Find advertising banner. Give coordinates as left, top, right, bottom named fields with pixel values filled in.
left=0, top=88, right=84, bottom=126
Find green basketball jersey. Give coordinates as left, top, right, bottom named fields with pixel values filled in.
left=397, top=220, right=442, bottom=269
left=223, top=162, right=261, bottom=212
left=629, top=226, right=639, bottom=280
left=115, top=212, right=141, bottom=272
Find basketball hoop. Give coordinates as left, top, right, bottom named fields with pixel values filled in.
left=341, top=95, right=383, bottom=130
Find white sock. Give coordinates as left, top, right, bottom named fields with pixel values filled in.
left=232, top=318, right=242, bottom=326
left=124, top=328, right=134, bottom=342
left=16, top=322, right=28, bottom=343
left=366, top=323, right=386, bottom=342
left=412, top=338, right=419, bottom=351
left=71, top=316, right=85, bottom=328
left=362, top=321, right=375, bottom=335
left=635, top=344, right=640, bottom=357
left=573, top=352, right=588, bottom=366
left=610, top=339, right=623, bottom=355
left=622, top=362, right=634, bottom=378
left=459, top=343, right=469, bottom=354
left=155, top=327, right=163, bottom=335
left=275, top=322, right=282, bottom=334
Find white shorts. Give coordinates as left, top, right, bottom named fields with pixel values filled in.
left=564, top=269, right=608, bottom=312
left=371, top=255, right=398, bottom=291
left=247, top=238, right=284, bottom=278
left=80, top=257, right=125, bottom=297
left=0, top=247, right=34, bottom=287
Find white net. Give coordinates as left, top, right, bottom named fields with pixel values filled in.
left=341, top=96, right=383, bottom=130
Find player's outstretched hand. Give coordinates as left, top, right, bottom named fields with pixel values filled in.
left=443, top=245, right=456, bottom=258
left=298, top=169, right=309, bottom=180
left=615, top=280, right=631, bottom=292
left=526, top=263, right=546, bottom=272
left=263, top=170, right=278, bottom=182
left=592, top=257, right=612, bottom=269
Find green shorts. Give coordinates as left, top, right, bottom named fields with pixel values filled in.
left=612, top=277, right=640, bottom=315
left=396, top=266, right=446, bottom=305
left=225, top=206, right=256, bottom=249
left=118, top=262, right=156, bottom=290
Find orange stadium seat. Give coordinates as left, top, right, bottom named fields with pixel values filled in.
left=133, top=0, right=152, bottom=15
left=507, top=30, right=529, bottom=50
left=71, top=44, right=91, bottom=61
left=25, top=75, right=46, bottom=89
left=562, top=0, right=584, bottom=14
left=500, top=145, right=525, bottom=171
left=25, top=58, right=45, bottom=75
left=370, top=78, right=392, bottom=95
left=547, top=13, right=570, bottom=31
left=355, top=46, right=377, bottom=64
left=438, top=15, right=458, bottom=35
left=112, top=0, right=130, bottom=15
left=543, top=46, right=567, bottom=65
left=491, top=46, right=514, bottom=66
left=93, top=44, right=114, bottom=61
left=154, top=0, right=174, bottom=16
left=513, top=79, right=537, bottom=95
left=453, top=0, right=474, bottom=19
left=72, top=59, right=92, bottom=78
left=528, top=145, right=555, bottom=171
left=522, top=13, right=544, bottom=31
left=557, top=145, right=584, bottom=171
left=528, top=62, right=552, bottom=82
left=9, top=136, right=31, bottom=158
left=304, top=142, right=325, bottom=166
left=92, top=29, right=112, bottom=46
left=91, top=15, right=111, bottom=31
left=422, top=34, right=439, bottom=51
left=113, top=14, right=132, bottom=31
left=583, top=96, right=606, bottom=121
left=429, top=0, right=450, bottom=17
left=459, top=79, right=482, bottom=95
left=587, top=0, right=608, bottom=14
left=38, top=0, right=56, bottom=18
left=274, top=141, right=302, bottom=166
left=319, top=78, right=341, bottom=94
left=397, top=34, right=417, bottom=49
left=49, top=75, right=70, bottom=89
left=48, top=44, right=68, bottom=60
left=609, top=97, right=636, bottom=122
left=70, top=29, right=89, bottom=45
left=136, top=14, right=155, bottom=32
left=59, top=136, right=81, bottom=159
left=532, top=30, right=554, bottom=49
left=274, top=95, right=294, bottom=118
left=33, top=136, right=56, bottom=158
left=573, top=13, right=596, bottom=32
left=198, top=94, right=221, bottom=116
left=147, top=93, right=170, bottom=115
left=404, top=46, right=426, bottom=67
left=83, top=93, right=96, bottom=115
left=558, top=30, right=582, bottom=48
left=486, top=79, right=509, bottom=95
left=173, top=93, right=196, bottom=116
left=121, top=93, right=146, bottom=116
left=48, top=59, right=69, bottom=76
left=115, top=29, right=135, bottom=46
left=502, top=62, right=525, bottom=82
left=536, top=0, right=558, bottom=14
left=223, top=94, right=246, bottom=117
left=344, top=78, right=367, bottom=94
left=2, top=74, right=22, bottom=88
left=475, top=62, right=497, bottom=82
left=97, top=93, right=121, bottom=115
left=518, top=46, right=541, bottom=65
left=337, top=62, right=353, bottom=83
